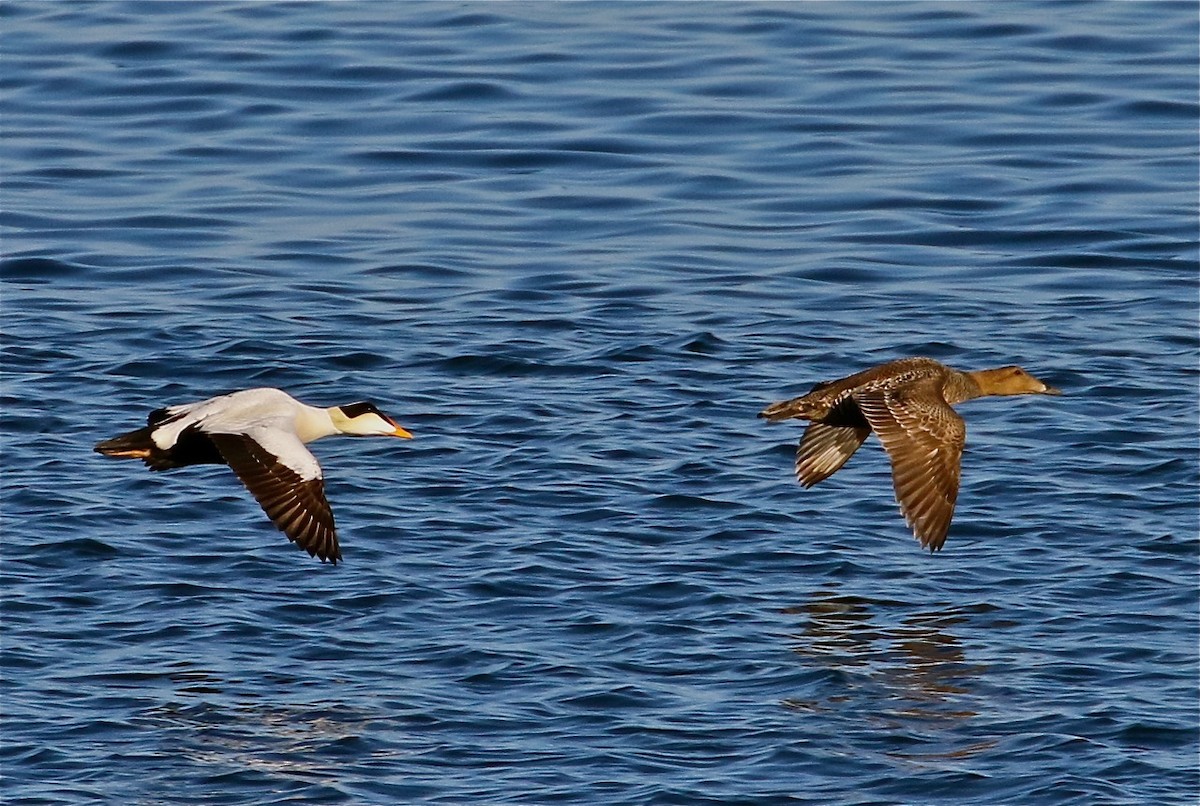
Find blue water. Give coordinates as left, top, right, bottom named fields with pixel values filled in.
left=3, top=2, right=1197, bottom=804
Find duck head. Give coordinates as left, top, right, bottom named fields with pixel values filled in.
left=970, top=366, right=1061, bottom=397
left=330, top=402, right=413, bottom=437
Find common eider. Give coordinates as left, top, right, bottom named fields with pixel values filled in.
left=760, top=357, right=1060, bottom=551
left=95, top=388, right=412, bottom=563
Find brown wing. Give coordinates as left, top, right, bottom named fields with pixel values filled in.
left=853, top=382, right=965, bottom=551
left=795, top=422, right=871, bottom=488
left=794, top=395, right=871, bottom=487
left=207, top=432, right=340, bottom=563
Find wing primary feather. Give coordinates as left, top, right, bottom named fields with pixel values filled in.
left=207, top=432, right=341, bottom=563
left=853, top=384, right=964, bottom=552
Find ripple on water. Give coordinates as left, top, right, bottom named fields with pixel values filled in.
left=2, top=2, right=1197, bottom=805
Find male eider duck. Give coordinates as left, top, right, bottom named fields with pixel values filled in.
left=760, top=357, right=1060, bottom=551
left=95, top=388, right=413, bottom=564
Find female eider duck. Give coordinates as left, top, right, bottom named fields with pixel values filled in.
left=760, top=357, right=1060, bottom=552
left=95, top=388, right=412, bottom=564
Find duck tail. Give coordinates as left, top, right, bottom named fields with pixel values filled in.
left=94, top=427, right=156, bottom=460
left=759, top=397, right=812, bottom=422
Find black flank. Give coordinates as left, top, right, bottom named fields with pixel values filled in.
left=145, top=424, right=226, bottom=471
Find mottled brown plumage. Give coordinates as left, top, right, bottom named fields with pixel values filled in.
left=760, top=357, right=1060, bottom=551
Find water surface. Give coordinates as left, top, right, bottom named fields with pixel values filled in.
left=3, top=3, right=1197, bottom=804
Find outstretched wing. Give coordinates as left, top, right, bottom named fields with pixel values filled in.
left=854, top=382, right=965, bottom=551
left=793, top=395, right=871, bottom=487
left=795, top=422, right=871, bottom=488
left=207, top=429, right=340, bottom=563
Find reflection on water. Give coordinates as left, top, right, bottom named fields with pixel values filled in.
left=783, top=589, right=997, bottom=761
left=135, top=666, right=369, bottom=780
left=3, top=0, right=1194, bottom=800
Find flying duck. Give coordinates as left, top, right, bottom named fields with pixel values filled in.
left=95, top=387, right=412, bottom=563
left=760, top=357, right=1060, bottom=551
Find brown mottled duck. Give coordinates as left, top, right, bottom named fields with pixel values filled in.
left=760, top=357, right=1061, bottom=551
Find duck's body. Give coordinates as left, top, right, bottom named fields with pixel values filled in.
left=95, top=388, right=412, bottom=564
left=760, top=357, right=1060, bottom=551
